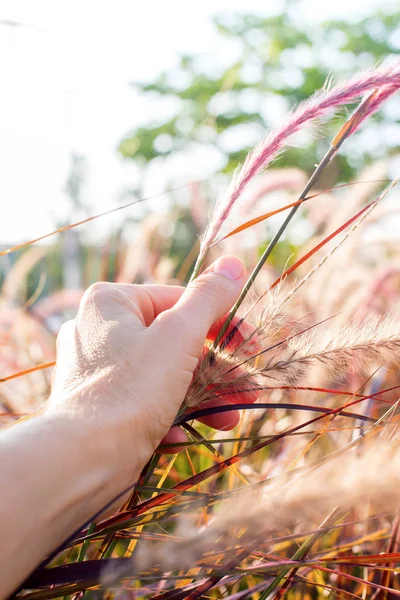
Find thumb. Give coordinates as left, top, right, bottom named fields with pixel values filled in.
left=153, top=255, right=246, bottom=360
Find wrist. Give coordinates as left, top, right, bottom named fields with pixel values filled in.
left=39, top=411, right=135, bottom=502
left=45, top=385, right=143, bottom=492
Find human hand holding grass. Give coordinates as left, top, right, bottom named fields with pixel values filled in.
left=0, top=255, right=249, bottom=599
left=49, top=254, right=250, bottom=451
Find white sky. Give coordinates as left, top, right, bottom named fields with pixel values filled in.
left=0, top=0, right=394, bottom=243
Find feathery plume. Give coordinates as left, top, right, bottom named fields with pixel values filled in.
left=261, top=314, right=400, bottom=387
left=198, top=61, right=400, bottom=265
left=182, top=309, right=400, bottom=412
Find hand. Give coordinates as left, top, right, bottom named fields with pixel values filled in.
left=47, top=256, right=247, bottom=486
left=0, top=256, right=249, bottom=598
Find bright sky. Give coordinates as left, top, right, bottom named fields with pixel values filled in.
left=0, top=0, right=394, bottom=243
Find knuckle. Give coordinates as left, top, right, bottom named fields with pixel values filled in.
left=81, top=283, right=142, bottom=317
left=82, top=281, right=112, bottom=306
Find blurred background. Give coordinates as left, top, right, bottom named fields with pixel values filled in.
left=0, top=0, right=400, bottom=361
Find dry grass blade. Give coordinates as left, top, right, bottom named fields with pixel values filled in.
left=80, top=398, right=378, bottom=541
left=271, top=179, right=399, bottom=292
left=116, top=443, right=400, bottom=589
left=212, top=179, right=390, bottom=246
left=0, top=182, right=196, bottom=259
left=0, top=362, right=55, bottom=384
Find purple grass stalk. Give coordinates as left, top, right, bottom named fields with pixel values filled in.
left=192, top=61, right=400, bottom=281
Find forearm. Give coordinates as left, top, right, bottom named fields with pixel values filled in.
left=0, top=411, right=136, bottom=599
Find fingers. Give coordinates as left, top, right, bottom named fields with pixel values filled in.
left=198, top=405, right=241, bottom=430
left=207, top=314, right=261, bottom=355
left=141, top=256, right=247, bottom=444
left=157, top=426, right=189, bottom=454
left=77, top=282, right=185, bottom=328
left=124, top=284, right=185, bottom=323
left=152, top=256, right=246, bottom=359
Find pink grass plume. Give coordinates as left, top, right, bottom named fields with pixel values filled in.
left=198, top=60, right=400, bottom=270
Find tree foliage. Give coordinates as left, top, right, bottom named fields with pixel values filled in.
left=119, top=6, right=400, bottom=184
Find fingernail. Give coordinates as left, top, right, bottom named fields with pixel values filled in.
left=209, top=256, right=244, bottom=280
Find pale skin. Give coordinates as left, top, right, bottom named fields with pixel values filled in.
left=0, top=255, right=247, bottom=599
